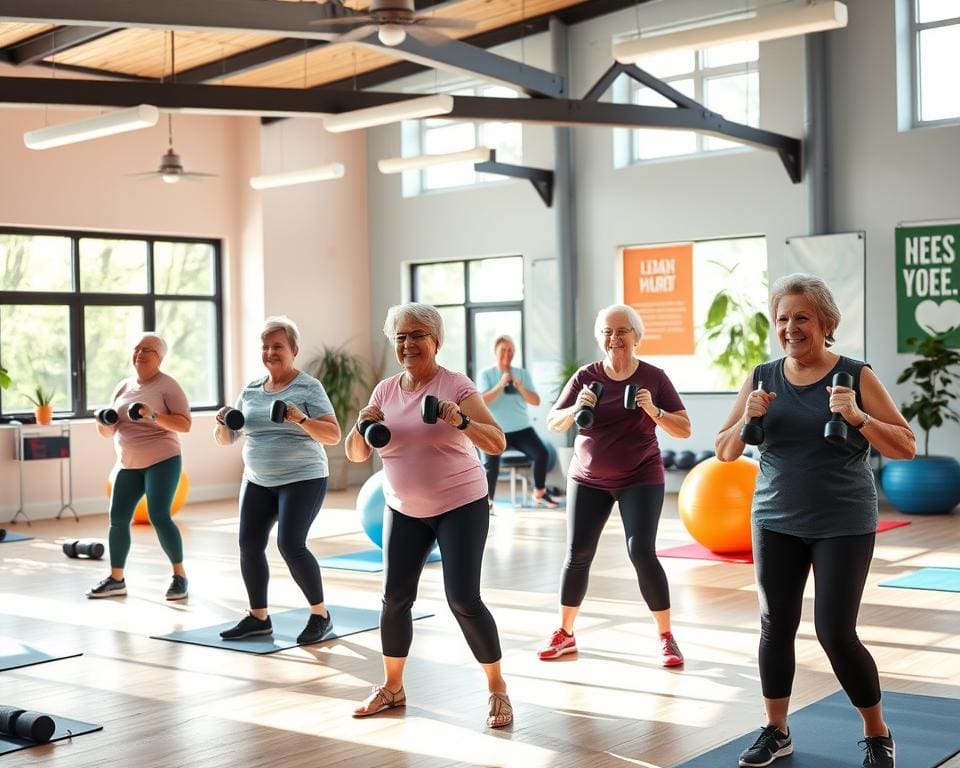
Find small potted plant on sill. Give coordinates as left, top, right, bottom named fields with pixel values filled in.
left=26, top=385, right=55, bottom=426
left=881, top=332, right=960, bottom=515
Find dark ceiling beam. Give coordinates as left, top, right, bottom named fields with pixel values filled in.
left=7, top=24, right=116, bottom=65
left=178, top=39, right=327, bottom=84
left=32, top=61, right=155, bottom=81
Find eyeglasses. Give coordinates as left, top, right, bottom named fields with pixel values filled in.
left=394, top=331, right=432, bottom=345
left=133, top=347, right=160, bottom=356
left=601, top=328, right=634, bottom=339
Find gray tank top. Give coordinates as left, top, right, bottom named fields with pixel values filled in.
left=751, top=356, right=877, bottom=538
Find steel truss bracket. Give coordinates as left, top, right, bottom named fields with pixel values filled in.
left=473, top=150, right=554, bottom=206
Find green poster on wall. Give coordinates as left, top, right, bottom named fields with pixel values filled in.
left=895, top=223, right=960, bottom=352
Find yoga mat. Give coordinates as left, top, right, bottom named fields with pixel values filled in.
left=0, top=532, right=33, bottom=543
left=0, top=640, right=82, bottom=672
left=880, top=567, right=960, bottom=593
left=676, top=690, right=960, bottom=768
left=152, top=605, right=432, bottom=654
left=0, top=715, right=102, bottom=756
left=317, top=548, right=440, bottom=573
left=658, top=521, right=912, bottom=565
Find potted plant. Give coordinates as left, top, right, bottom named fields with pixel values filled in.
left=880, top=333, right=960, bottom=514
left=26, top=385, right=55, bottom=425
left=305, top=344, right=369, bottom=490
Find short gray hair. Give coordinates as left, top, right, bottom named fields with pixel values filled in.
left=261, top=315, right=301, bottom=351
left=769, top=273, right=840, bottom=347
left=382, top=302, right=444, bottom=347
left=137, top=332, right=167, bottom=360
left=594, top=303, right=645, bottom=343
left=493, top=335, right=514, bottom=351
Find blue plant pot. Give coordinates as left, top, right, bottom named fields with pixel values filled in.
left=881, top=456, right=960, bottom=515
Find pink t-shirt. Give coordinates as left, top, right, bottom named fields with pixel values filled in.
left=110, top=372, right=192, bottom=470
left=371, top=367, right=488, bottom=518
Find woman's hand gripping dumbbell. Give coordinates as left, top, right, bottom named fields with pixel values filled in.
left=421, top=395, right=471, bottom=431
left=354, top=405, right=391, bottom=448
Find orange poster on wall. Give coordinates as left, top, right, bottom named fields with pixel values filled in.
left=622, top=243, right=694, bottom=355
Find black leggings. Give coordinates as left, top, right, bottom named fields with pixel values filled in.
left=381, top=496, right=502, bottom=664
left=482, top=427, right=550, bottom=497
left=238, top=477, right=328, bottom=609
left=561, top=481, right=670, bottom=612
left=754, top=527, right=881, bottom=708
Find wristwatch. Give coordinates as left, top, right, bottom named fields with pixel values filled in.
left=456, top=412, right=471, bottom=430
left=857, top=413, right=870, bottom=429
left=298, top=416, right=308, bottom=425
left=656, top=407, right=664, bottom=420
left=150, top=409, right=158, bottom=422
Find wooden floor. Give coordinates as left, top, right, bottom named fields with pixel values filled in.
left=2, top=488, right=958, bottom=768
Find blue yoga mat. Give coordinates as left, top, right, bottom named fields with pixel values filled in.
left=880, top=567, right=960, bottom=593
left=0, top=715, right=102, bottom=756
left=0, top=532, right=33, bottom=543
left=0, top=640, right=82, bottom=672
left=317, top=548, right=441, bottom=573
left=151, top=605, right=432, bottom=654
left=677, top=691, right=960, bottom=768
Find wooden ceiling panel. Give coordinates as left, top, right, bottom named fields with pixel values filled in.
left=0, top=22, right=55, bottom=48
left=49, top=28, right=283, bottom=78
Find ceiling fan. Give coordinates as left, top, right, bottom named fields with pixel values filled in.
left=312, top=0, right=476, bottom=47
left=129, top=114, right=216, bottom=184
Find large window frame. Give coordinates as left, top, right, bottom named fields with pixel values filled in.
left=909, top=0, right=960, bottom=126
left=0, top=226, right=224, bottom=418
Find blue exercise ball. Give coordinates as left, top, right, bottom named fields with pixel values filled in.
left=675, top=450, right=697, bottom=470
left=357, top=471, right=388, bottom=548
left=544, top=439, right=557, bottom=473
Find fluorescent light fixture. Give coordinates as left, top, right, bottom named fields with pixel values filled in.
left=324, top=94, right=454, bottom=134
left=377, top=146, right=491, bottom=175
left=24, top=104, right=160, bottom=150
left=612, top=1, right=847, bottom=63
left=249, top=162, right=345, bottom=190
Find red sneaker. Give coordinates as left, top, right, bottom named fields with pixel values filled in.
left=538, top=628, right=577, bottom=660
left=660, top=632, right=684, bottom=667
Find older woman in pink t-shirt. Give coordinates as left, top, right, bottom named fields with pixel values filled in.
left=345, top=302, right=512, bottom=729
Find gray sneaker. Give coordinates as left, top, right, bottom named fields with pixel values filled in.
left=87, top=576, right=127, bottom=599
left=739, top=725, right=792, bottom=767
left=165, top=575, right=188, bottom=601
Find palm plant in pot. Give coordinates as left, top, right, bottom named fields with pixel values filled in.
left=880, top=333, right=960, bottom=514
left=26, top=385, right=55, bottom=425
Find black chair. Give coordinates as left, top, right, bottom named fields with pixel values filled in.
left=498, top=449, right=533, bottom=507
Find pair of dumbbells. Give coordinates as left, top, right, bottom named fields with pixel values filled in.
left=94, top=404, right=152, bottom=424
left=62, top=540, right=105, bottom=560
left=740, top=372, right=854, bottom=446
left=0, top=706, right=55, bottom=743
left=574, top=381, right=652, bottom=428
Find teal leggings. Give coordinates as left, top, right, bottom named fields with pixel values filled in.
left=108, top=455, right=184, bottom=569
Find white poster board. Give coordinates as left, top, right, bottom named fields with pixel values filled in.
left=783, top=232, right=866, bottom=360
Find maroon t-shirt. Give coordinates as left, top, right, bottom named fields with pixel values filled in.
left=556, top=360, right=685, bottom=490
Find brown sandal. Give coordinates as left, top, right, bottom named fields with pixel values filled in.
left=353, top=685, right=406, bottom=718
left=486, top=692, right=513, bottom=728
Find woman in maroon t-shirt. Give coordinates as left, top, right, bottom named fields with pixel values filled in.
left=539, top=304, right=691, bottom=666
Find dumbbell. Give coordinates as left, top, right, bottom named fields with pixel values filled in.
left=127, top=402, right=149, bottom=421
left=824, top=371, right=854, bottom=446
left=574, top=382, right=605, bottom=429
left=270, top=400, right=288, bottom=424
left=62, top=540, right=105, bottom=560
left=624, top=384, right=638, bottom=410
left=661, top=449, right=676, bottom=469
left=421, top=395, right=439, bottom=424
left=503, top=380, right=518, bottom=395
left=674, top=450, right=697, bottom=470
left=358, top=419, right=391, bottom=448
left=739, top=380, right=765, bottom=446
left=221, top=408, right=245, bottom=431
left=94, top=408, right=118, bottom=426
left=695, top=449, right=715, bottom=465
left=0, top=706, right=56, bottom=743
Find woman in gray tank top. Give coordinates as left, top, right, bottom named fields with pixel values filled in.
left=715, top=274, right=915, bottom=768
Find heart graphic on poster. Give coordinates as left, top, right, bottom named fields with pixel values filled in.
left=914, top=299, right=960, bottom=335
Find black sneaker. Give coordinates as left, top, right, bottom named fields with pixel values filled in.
left=86, top=576, right=127, bottom=599
left=860, top=730, right=895, bottom=767
left=297, top=611, right=333, bottom=644
left=220, top=614, right=272, bottom=640
left=738, top=725, right=793, bottom=767
left=165, top=575, right=188, bottom=601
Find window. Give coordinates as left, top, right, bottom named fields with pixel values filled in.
left=400, top=84, right=523, bottom=195
left=0, top=228, right=223, bottom=418
left=613, top=40, right=759, bottom=164
left=410, top=256, right=524, bottom=378
left=911, top=0, right=960, bottom=124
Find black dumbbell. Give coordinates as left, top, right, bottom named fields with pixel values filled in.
left=742, top=448, right=755, bottom=458
left=824, top=371, right=855, bottom=445
left=624, top=384, right=638, bottom=410
left=695, top=449, right=715, bottom=465
left=0, top=706, right=56, bottom=743
left=222, top=408, right=245, bottom=430
left=421, top=395, right=439, bottom=424
left=62, top=540, right=105, bottom=560
left=95, top=408, right=118, bottom=426
left=661, top=449, right=676, bottom=469
left=574, top=382, right=605, bottom=429
left=128, top=402, right=149, bottom=420
left=270, top=400, right=288, bottom=424
left=675, top=450, right=697, bottom=470
left=740, top=380, right=766, bottom=446
left=358, top=420, right=391, bottom=448
left=503, top=380, right=518, bottom=395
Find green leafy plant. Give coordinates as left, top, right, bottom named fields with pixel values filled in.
left=25, top=385, right=55, bottom=407
left=0, top=364, right=10, bottom=390
left=305, top=345, right=368, bottom=432
left=702, top=262, right=770, bottom=389
left=897, top=333, right=960, bottom=457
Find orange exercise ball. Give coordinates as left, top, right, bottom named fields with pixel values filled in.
left=105, top=473, right=190, bottom=525
left=677, top=456, right=758, bottom=553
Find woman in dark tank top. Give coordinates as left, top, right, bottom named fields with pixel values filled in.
left=715, top=274, right=915, bottom=768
